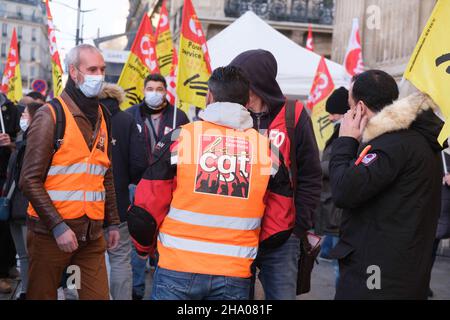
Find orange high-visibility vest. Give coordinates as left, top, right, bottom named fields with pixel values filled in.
left=28, top=97, right=110, bottom=221
left=157, top=121, right=273, bottom=278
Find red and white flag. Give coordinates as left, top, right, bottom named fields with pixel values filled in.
left=306, top=25, right=314, bottom=52
left=343, top=18, right=364, bottom=78
left=166, top=47, right=178, bottom=106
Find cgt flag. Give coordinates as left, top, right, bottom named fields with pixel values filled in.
left=155, top=0, right=174, bottom=77
left=307, top=57, right=335, bottom=151
left=45, top=0, right=63, bottom=96
left=306, top=25, right=314, bottom=52
left=344, top=18, right=364, bottom=79
left=1, top=28, right=22, bottom=104
left=405, top=0, right=450, bottom=146
left=118, top=14, right=159, bottom=110
left=176, top=0, right=212, bottom=113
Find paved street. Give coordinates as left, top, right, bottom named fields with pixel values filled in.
left=2, top=255, right=448, bottom=300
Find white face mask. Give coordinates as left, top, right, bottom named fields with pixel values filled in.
left=77, top=74, right=104, bottom=98
left=145, top=91, right=165, bottom=110
left=20, top=118, right=29, bottom=132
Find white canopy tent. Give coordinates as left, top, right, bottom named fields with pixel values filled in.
left=207, top=11, right=347, bottom=99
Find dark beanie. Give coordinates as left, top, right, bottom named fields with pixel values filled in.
left=326, top=87, right=350, bottom=115
left=229, top=50, right=285, bottom=114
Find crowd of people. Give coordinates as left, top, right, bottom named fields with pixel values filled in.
left=0, top=44, right=449, bottom=300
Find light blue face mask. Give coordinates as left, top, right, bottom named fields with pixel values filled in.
left=145, top=91, right=165, bottom=110
left=77, top=73, right=104, bottom=98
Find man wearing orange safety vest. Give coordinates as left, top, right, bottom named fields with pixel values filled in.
left=20, top=44, right=120, bottom=300
left=128, top=66, right=293, bottom=300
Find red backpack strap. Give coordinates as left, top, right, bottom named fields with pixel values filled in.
left=285, top=99, right=298, bottom=194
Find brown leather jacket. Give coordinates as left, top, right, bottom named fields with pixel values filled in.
left=19, top=91, right=120, bottom=241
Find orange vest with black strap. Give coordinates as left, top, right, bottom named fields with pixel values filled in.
left=28, top=96, right=110, bottom=221
left=157, top=121, right=274, bottom=278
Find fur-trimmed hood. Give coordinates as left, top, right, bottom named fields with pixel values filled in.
left=99, top=83, right=125, bottom=105
left=362, top=93, right=445, bottom=151
left=99, top=83, right=125, bottom=116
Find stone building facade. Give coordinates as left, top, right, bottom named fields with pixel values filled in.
left=0, top=0, right=51, bottom=92
left=331, top=0, right=437, bottom=79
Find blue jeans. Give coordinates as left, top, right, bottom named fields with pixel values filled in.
left=131, top=246, right=147, bottom=297
left=129, top=184, right=147, bottom=298
left=252, top=234, right=301, bottom=300
left=151, top=267, right=251, bottom=300
left=328, top=236, right=340, bottom=288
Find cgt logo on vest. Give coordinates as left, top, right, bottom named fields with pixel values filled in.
left=96, top=131, right=106, bottom=153
left=195, top=135, right=252, bottom=199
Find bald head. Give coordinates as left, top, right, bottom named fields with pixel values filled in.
left=67, top=44, right=106, bottom=84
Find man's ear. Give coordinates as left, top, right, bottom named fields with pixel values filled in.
left=69, top=65, right=77, bottom=82
left=206, top=90, right=214, bottom=105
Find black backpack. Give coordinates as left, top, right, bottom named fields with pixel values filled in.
left=49, top=98, right=112, bottom=155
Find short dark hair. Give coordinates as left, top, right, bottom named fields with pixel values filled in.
left=144, top=73, right=167, bottom=88
left=208, top=66, right=250, bottom=106
left=26, top=91, right=45, bottom=102
left=27, top=102, right=44, bottom=119
left=351, top=70, right=399, bottom=112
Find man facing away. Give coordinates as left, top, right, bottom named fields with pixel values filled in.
left=229, top=49, right=322, bottom=300
left=128, top=66, right=293, bottom=300
left=20, top=44, right=120, bottom=300
left=329, top=70, right=445, bottom=299
left=126, top=73, right=190, bottom=299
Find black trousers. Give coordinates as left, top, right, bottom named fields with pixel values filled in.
left=0, top=220, right=17, bottom=277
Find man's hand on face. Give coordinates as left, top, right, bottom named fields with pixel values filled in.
left=443, top=174, right=450, bottom=186
left=56, top=229, right=79, bottom=253
left=0, top=133, right=11, bottom=147
left=339, top=104, right=369, bottom=141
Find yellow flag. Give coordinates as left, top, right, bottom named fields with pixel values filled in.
left=176, top=0, right=212, bottom=113
left=155, top=0, right=173, bottom=77
left=1, top=28, right=22, bottom=103
left=45, top=0, right=64, bottom=96
left=307, top=57, right=335, bottom=150
left=404, top=0, right=450, bottom=145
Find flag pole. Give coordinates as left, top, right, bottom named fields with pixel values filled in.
left=0, top=108, right=5, bottom=134
left=172, top=98, right=178, bottom=129
left=442, top=151, right=448, bottom=175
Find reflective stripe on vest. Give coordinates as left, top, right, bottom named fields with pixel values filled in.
left=168, top=207, right=261, bottom=231
left=47, top=190, right=106, bottom=202
left=47, top=163, right=108, bottom=176
left=158, top=232, right=257, bottom=259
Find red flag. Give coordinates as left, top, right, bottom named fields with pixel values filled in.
left=344, top=18, right=364, bottom=77
left=117, top=14, right=159, bottom=108
left=45, top=0, right=63, bottom=96
left=1, top=28, right=22, bottom=103
left=155, top=0, right=174, bottom=77
left=307, top=57, right=335, bottom=150
left=166, top=47, right=178, bottom=106
left=45, top=0, right=62, bottom=71
left=131, top=14, right=159, bottom=74
left=307, top=57, right=335, bottom=110
left=306, top=25, right=314, bottom=52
